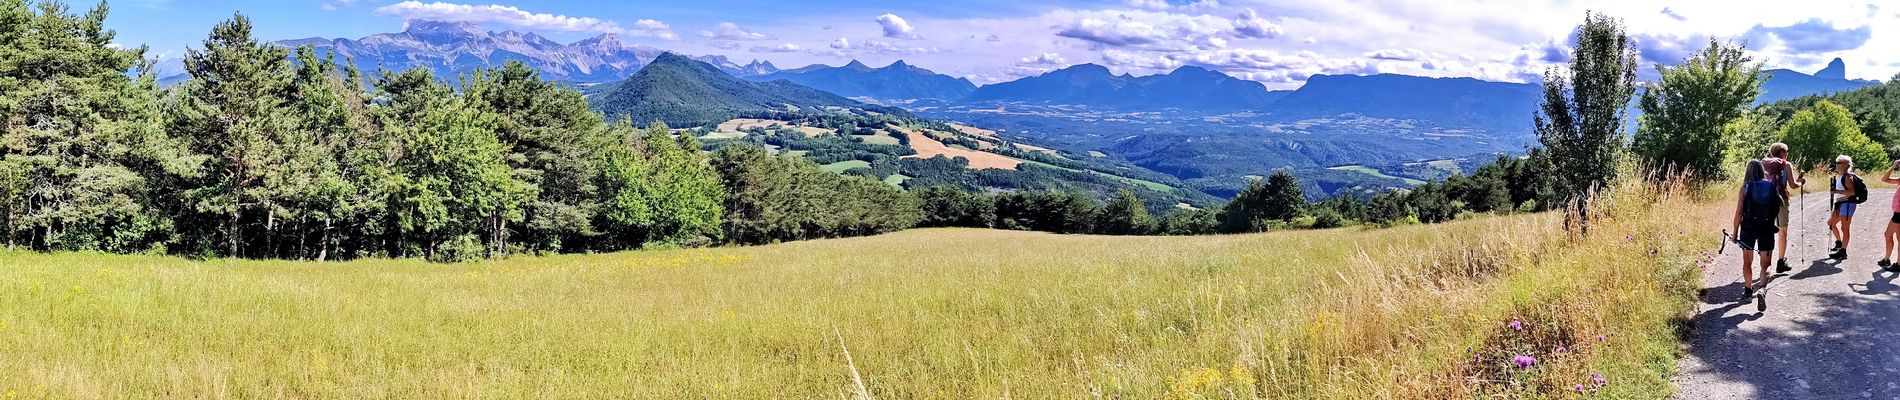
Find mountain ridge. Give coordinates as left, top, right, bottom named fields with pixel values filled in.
left=749, top=59, right=977, bottom=102
left=268, top=19, right=779, bottom=82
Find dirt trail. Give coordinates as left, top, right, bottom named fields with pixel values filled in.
left=1676, top=188, right=1900, bottom=399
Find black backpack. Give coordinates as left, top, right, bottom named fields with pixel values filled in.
left=1742, top=180, right=1782, bottom=231
left=1849, top=174, right=1870, bottom=204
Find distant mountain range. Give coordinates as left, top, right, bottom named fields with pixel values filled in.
left=1759, top=58, right=1880, bottom=104
left=748, top=60, right=977, bottom=102
left=1269, top=73, right=1540, bottom=132
left=588, top=53, right=889, bottom=127
left=963, top=64, right=1288, bottom=111
left=270, top=20, right=778, bottom=82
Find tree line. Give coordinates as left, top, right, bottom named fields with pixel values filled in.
left=0, top=5, right=920, bottom=261
left=8, top=4, right=1897, bottom=262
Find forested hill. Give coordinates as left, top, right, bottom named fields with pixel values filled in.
left=587, top=53, right=907, bottom=127
left=1759, top=78, right=1900, bottom=158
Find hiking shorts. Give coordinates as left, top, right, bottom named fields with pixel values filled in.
left=1737, top=226, right=1775, bottom=253
left=1837, top=202, right=1859, bottom=217
left=1778, top=203, right=1790, bottom=228
left=1890, top=212, right=1900, bottom=224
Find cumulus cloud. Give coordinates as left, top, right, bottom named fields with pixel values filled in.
left=749, top=43, right=803, bottom=53
left=1743, top=18, right=1872, bottom=53
left=876, top=13, right=921, bottom=39
left=1054, top=8, right=1277, bottom=51
left=1019, top=52, right=1067, bottom=65
left=374, top=1, right=678, bottom=39
left=1230, top=8, right=1279, bottom=39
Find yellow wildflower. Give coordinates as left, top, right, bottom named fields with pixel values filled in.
left=1229, top=363, right=1256, bottom=386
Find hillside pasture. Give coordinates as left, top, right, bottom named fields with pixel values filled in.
left=0, top=178, right=1715, bottom=398
left=889, top=125, right=1020, bottom=170
left=714, top=118, right=834, bottom=138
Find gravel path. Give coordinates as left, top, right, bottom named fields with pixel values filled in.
left=1676, top=188, right=1900, bottom=399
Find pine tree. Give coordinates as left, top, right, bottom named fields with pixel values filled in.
left=0, top=1, right=197, bottom=252
left=172, top=13, right=296, bottom=257
left=280, top=47, right=364, bottom=260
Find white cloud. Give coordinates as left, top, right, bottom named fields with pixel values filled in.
left=1231, top=8, right=1280, bottom=39
left=702, top=22, right=769, bottom=40
left=1019, top=52, right=1068, bottom=65
left=876, top=13, right=922, bottom=39
left=1364, top=48, right=1427, bottom=61
left=653, top=0, right=1900, bottom=89
left=825, top=37, right=943, bottom=55
left=750, top=43, right=804, bottom=53
left=373, top=1, right=678, bottom=39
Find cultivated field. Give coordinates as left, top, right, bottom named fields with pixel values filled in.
left=889, top=124, right=1021, bottom=170
left=0, top=180, right=1718, bottom=398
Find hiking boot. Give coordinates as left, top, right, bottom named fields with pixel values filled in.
left=1776, top=258, right=1792, bottom=273
left=1834, top=240, right=1845, bottom=252
left=1834, top=249, right=1849, bottom=260
left=1741, top=287, right=1756, bottom=303
left=1882, top=259, right=1895, bottom=271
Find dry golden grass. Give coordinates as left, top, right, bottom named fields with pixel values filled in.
left=0, top=178, right=1719, bottom=399
left=714, top=118, right=833, bottom=138
left=946, top=123, right=997, bottom=138
left=889, top=124, right=1020, bottom=170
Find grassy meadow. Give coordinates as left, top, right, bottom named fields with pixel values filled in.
left=0, top=180, right=1723, bottom=398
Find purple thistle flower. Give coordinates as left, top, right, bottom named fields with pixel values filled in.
left=1596, top=334, right=1607, bottom=342
left=1509, top=319, right=1523, bottom=331
left=1513, top=355, right=1536, bottom=368
left=1591, top=372, right=1607, bottom=386
left=1556, top=346, right=1567, bottom=353
left=1574, top=384, right=1585, bottom=393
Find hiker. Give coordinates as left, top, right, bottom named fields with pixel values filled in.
left=1733, top=159, right=1781, bottom=302
left=1828, top=155, right=1867, bottom=261
left=1761, top=143, right=1805, bottom=272
left=1883, top=160, right=1900, bottom=270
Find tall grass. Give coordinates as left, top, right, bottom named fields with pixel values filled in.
left=0, top=176, right=1720, bottom=398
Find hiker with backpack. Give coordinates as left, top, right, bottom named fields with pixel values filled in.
left=1827, top=155, right=1867, bottom=261
left=1733, top=160, right=1782, bottom=302
left=1762, top=143, right=1806, bottom=272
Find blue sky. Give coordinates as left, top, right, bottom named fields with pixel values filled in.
left=107, top=0, right=1900, bottom=89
